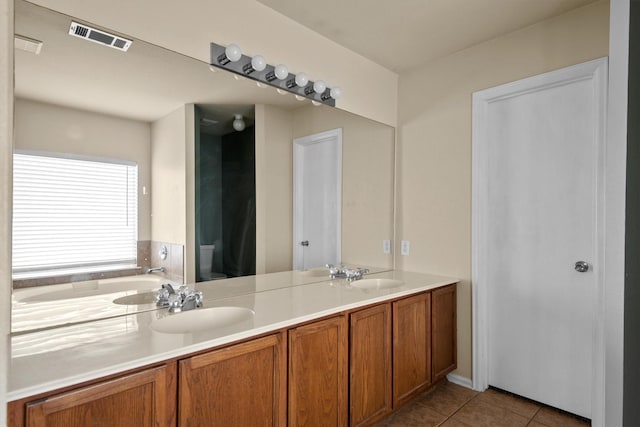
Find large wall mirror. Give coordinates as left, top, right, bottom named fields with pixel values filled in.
left=11, top=0, right=395, bottom=331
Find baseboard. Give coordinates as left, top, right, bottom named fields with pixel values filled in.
left=446, top=373, right=473, bottom=389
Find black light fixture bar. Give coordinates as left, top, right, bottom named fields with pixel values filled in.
left=209, top=42, right=336, bottom=107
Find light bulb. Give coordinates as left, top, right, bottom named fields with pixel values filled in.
left=251, top=55, right=266, bottom=72
left=274, top=64, right=289, bottom=80
left=330, top=87, right=342, bottom=100
left=295, top=72, right=309, bottom=87
left=225, top=44, right=242, bottom=62
left=313, top=80, right=326, bottom=94
left=233, top=114, right=246, bottom=132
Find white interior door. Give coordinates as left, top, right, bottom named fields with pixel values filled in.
left=473, top=58, right=607, bottom=419
left=293, top=129, right=342, bottom=270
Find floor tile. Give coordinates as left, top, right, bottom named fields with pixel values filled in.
left=531, top=407, right=590, bottom=427
left=373, top=398, right=447, bottom=427
left=527, top=421, right=549, bottom=427
left=474, top=388, right=540, bottom=418
left=417, top=381, right=478, bottom=417
left=450, top=398, right=530, bottom=427
left=439, top=418, right=471, bottom=427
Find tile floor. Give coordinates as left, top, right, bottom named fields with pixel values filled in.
left=374, top=380, right=590, bottom=427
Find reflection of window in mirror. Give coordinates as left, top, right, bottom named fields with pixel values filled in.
left=12, top=152, right=138, bottom=283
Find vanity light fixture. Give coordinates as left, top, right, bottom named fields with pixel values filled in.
left=287, top=72, right=308, bottom=89
left=232, top=114, right=246, bottom=132
left=217, top=43, right=242, bottom=65
left=242, top=54, right=267, bottom=74
left=313, top=80, right=327, bottom=95
left=209, top=42, right=339, bottom=106
left=266, top=63, right=289, bottom=82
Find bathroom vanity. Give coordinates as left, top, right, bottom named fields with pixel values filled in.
left=6, top=270, right=457, bottom=426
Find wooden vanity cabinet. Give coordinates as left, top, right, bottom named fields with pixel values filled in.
left=349, top=303, right=392, bottom=426
left=9, top=283, right=457, bottom=427
left=288, top=315, right=348, bottom=427
left=15, top=364, right=176, bottom=427
left=178, top=333, right=286, bottom=427
left=432, top=284, right=457, bottom=381
left=392, top=292, right=432, bottom=408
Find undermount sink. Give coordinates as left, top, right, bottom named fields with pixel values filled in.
left=350, top=278, right=404, bottom=290
left=112, top=292, right=158, bottom=306
left=150, top=306, right=254, bottom=334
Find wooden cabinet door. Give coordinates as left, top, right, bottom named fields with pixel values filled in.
left=288, top=316, right=348, bottom=427
left=25, top=365, right=175, bottom=427
left=392, top=292, right=431, bottom=408
left=350, top=303, right=392, bottom=426
left=432, top=284, right=457, bottom=381
left=178, top=333, right=286, bottom=427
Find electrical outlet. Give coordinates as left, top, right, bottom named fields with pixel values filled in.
left=383, top=240, right=391, bottom=254
left=401, top=240, right=410, bottom=256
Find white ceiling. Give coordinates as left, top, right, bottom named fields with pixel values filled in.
left=257, top=0, right=599, bottom=72
left=14, top=0, right=309, bottom=125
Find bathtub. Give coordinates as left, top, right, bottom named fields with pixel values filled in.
left=12, top=274, right=170, bottom=333
left=13, top=274, right=167, bottom=303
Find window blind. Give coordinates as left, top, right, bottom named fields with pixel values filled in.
left=12, top=152, right=138, bottom=278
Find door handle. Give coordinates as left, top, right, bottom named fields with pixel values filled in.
left=300, top=240, right=309, bottom=247
left=574, top=261, right=589, bottom=273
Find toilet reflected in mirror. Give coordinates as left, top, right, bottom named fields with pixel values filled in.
left=198, top=244, right=227, bottom=281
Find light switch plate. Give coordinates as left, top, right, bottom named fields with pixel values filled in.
left=383, top=240, right=391, bottom=254
left=401, top=240, right=410, bottom=256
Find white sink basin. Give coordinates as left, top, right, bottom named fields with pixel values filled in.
left=150, top=306, right=254, bottom=334
left=112, top=292, right=157, bottom=306
left=351, top=278, right=404, bottom=290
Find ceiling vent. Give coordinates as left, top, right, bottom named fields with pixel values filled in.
left=68, top=21, right=132, bottom=52
left=14, top=34, right=43, bottom=55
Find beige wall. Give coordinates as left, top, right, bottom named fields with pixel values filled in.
left=150, top=104, right=195, bottom=283
left=292, top=106, right=395, bottom=269
left=14, top=98, right=152, bottom=240
left=395, top=0, right=610, bottom=380
left=151, top=106, right=187, bottom=248
left=28, top=0, right=398, bottom=127
left=0, top=0, right=13, bottom=418
left=255, top=104, right=294, bottom=274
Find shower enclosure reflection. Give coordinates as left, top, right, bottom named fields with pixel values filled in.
left=195, top=105, right=256, bottom=281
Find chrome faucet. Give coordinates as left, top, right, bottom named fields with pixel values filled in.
left=326, top=263, right=345, bottom=279
left=326, top=264, right=369, bottom=281
left=344, top=267, right=370, bottom=281
left=156, top=283, right=203, bottom=313
left=146, top=266, right=165, bottom=274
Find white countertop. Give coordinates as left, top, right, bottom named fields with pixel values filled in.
left=11, top=265, right=387, bottom=333
left=8, top=270, right=458, bottom=401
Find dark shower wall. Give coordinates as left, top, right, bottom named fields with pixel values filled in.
left=221, top=126, right=256, bottom=277
left=198, top=133, right=224, bottom=275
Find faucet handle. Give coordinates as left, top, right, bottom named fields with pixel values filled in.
left=326, top=264, right=339, bottom=277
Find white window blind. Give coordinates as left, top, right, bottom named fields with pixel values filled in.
left=12, top=152, right=138, bottom=278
